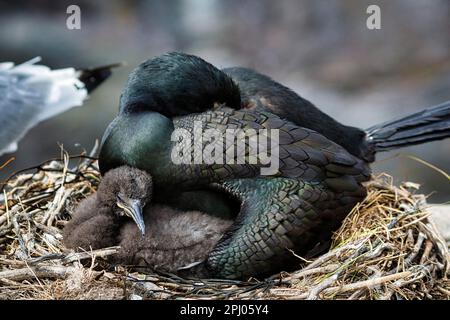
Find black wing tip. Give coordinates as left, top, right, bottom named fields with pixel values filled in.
left=78, top=62, right=126, bottom=93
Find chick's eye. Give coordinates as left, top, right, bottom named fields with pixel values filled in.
left=117, top=193, right=125, bottom=202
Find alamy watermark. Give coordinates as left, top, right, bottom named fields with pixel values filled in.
left=66, top=5, right=81, bottom=30
left=170, top=121, right=280, bottom=176
left=366, top=5, right=381, bottom=30
left=67, top=4, right=381, bottom=31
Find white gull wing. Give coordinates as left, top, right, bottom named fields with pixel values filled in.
left=0, top=57, right=88, bottom=156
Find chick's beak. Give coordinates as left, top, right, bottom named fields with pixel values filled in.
left=117, top=199, right=145, bottom=236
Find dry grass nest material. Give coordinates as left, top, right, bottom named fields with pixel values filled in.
left=0, top=152, right=449, bottom=300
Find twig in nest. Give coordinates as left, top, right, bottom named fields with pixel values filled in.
left=347, top=266, right=383, bottom=300
left=307, top=273, right=339, bottom=300
left=27, top=246, right=120, bottom=265
left=278, top=264, right=339, bottom=283
left=0, top=157, right=15, bottom=170
left=420, top=240, right=434, bottom=265
left=0, top=265, right=79, bottom=282
left=62, top=247, right=120, bottom=264
left=328, top=271, right=412, bottom=296
left=404, top=232, right=427, bottom=266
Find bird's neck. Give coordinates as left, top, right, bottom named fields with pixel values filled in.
left=99, top=111, right=176, bottom=184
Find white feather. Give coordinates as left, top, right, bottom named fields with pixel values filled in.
left=0, top=57, right=89, bottom=156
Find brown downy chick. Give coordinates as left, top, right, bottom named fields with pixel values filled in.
left=63, top=165, right=232, bottom=275
left=63, top=165, right=152, bottom=251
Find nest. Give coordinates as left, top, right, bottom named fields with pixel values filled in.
left=0, top=152, right=449, bottom=300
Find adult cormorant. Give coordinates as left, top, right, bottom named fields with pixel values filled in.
left=98, top=52, right=450, bottom=279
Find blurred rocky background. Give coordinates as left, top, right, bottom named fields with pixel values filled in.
left=0, top=0, right=449, bottom=202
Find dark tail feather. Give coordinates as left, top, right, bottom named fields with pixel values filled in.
left=77, top=62, right=124, bottom=93
left=365, top=100, right=450, bottom=152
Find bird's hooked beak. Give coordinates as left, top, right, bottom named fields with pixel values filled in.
left=116, top=197, right=146, bottom=236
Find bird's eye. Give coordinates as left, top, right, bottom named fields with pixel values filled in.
left=117, top=193, right=125, bottom=203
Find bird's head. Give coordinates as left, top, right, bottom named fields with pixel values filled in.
left=97, top=165, right=152, bottom=235
left=118, top=52, right=241, bottom=117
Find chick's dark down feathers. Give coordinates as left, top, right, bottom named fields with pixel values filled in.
left=62, top=195, right=120, bottom=251
left=116, top=205, right=232, bottom=272
left=63, top=200, right=232, bottom=274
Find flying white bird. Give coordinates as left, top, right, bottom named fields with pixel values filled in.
left=0, top=57, right=119, bottom=156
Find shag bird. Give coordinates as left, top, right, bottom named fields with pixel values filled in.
left=63, top=166, right=232, bottom=275
left=98, top=52, right=450, bottom=279
left=0, top=57, right=119, bottom=156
